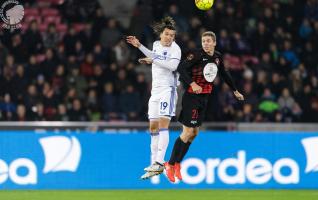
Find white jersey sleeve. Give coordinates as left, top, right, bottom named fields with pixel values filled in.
left=138, top=42, right=181, bottom=71
left=138, top=44, right=154, bottom=58
left=152, top=44, right=181, bottom=71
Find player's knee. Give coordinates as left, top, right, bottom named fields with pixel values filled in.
left=186, top=128, right=196, bottom=138
left=149, top=126, right=159, bottom=134
left=187, top=128, right=198, bottom=140
left=188, top=135, right=196, bottom=142
left=193, top=128, right=199, bottom=136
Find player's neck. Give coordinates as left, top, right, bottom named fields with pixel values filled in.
left=160, top=41, right=172, bottom=47
left=206, top=49, right=214, bottom=56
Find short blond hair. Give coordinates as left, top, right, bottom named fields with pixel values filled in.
left=202, top=31, right=216, bottom=41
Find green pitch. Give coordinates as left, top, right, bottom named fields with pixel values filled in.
left=0, top=190, right=317, bottom=200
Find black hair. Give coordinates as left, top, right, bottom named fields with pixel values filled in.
left=152, top=16, right=176, bottom=36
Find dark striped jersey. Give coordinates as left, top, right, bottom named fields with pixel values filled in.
left=177, top=49, right=237, bottom=94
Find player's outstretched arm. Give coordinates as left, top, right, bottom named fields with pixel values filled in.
left=218, top=58, right=244, bottom=101
left=126, top=36, right=154, bottom=58
left=138, top=57, right=152, bottom=65
left=126, top=36, right=141, bottom=48
left=152, top=57, right=180, bottom=71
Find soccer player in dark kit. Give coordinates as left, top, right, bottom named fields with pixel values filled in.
left=164, top=31, right=244, bottom=182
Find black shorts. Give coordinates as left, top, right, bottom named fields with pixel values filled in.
left=178, top=92, right=209, bottom=127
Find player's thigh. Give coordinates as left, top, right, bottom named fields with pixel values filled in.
left=148, top=95, right=159, bottom=120
left=179, top=93, right=201, bottom=127
left=197, top=95, right=209, bottom=125
left=158, top=87, right=177, bottom=118
left=158, top=117, right=171, bottom=129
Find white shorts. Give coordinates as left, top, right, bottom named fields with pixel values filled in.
left=148, top=86, right=178, bottom=120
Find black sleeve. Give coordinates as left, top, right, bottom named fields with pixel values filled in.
left=177, top=51, right=200, bottom=85
left=218, top=56, right=237, bottom=91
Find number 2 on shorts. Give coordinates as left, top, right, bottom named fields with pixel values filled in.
left=192, top=109, right=198, bottom=119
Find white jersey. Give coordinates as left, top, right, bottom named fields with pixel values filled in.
left=139, top=41, right=181, bottom=88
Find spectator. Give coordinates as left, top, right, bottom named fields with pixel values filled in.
left=0, top=93, right=17, bottom=114
left=80, top=53, right=95, bottom=77
left=119, top=84, right=141, bottom=121
left=9, top=34, right=28, bottom=63
left=0, top=0, right=317, bottom=122
left=43, top=23, right=60, bottom=49
left=115, top=69, right=130, bottom=93
left=12, top=65, right=28, bottom=102
left=217, top=29, right=231, bottom=53
left=113, top=40, right=130, bottom=66
left=67, top=68, right=87, bottom=99
left=42, top=48, right=59, bottom=79
left=102, top=82, right=119, bottom=121
left=31, top=103, right=47, bottom=121
left=258, top=88, right=279, bottom=121
left=14, top=104, right=27, bottom=121
left=100, top=18, right=123, bottom=49
left=63, top=26, right=79, bottom=56
left=238, top=103, right=254, bottom=122
left=278, top=88, right=296, bottom=119
left=55, top=104, right=69, bottom=121
left=0, top=42, right=9, bottom=68
left=281, top=40, right=300, bottom=69
left=51, top=65, right=67, bottom=97
left=23, top=20, right=43, bottom=55
left=68, top=99, right=88, bottom=121
left=87, top=89, right=102, bottom=121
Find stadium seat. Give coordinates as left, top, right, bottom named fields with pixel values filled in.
left=224, top=54, right=242, bottom=70
left=241, top=55, right=259, bottom=65
left=50, top=0, right=64, bottom=5
left=24, top=16, right=42, bottom=24
left=20, top=24, right=29, bottom=32
left=44, top=16, right=62, bottom=24
left=56, top=24, right=68, bottom=34
left=41, top=8, right=59, bottom=16
left=73, top=23, right=86, bottom=32
left=24, top=8, right=40, bottom=16
left=38, top=24, right=49, bottom=32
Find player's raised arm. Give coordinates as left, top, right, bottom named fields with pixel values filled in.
left=126, top=36, right=154, bottom=58
left=218, top=56, right=244, bottom=100
left=126, top=36, right=141, bottom=48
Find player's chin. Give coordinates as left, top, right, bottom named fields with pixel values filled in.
left=165, top=41, right=173, bottom=46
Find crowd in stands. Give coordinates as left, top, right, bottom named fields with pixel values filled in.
left=0, top=0, right=317, bottom=122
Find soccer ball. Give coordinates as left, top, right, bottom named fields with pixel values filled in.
left=195, top=0, right=214, bottom=11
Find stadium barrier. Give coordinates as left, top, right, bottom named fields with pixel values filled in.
left=0, top=122, right=317, bottom=189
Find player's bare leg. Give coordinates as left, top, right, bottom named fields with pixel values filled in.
left=165, top=126, right=199, bottom=182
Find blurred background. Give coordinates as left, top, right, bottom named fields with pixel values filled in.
left=0, top=0, right=317, bottom=123
left=0, top=0, right=318, bottom=198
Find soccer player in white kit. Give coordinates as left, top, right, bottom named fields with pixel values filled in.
left=126, top=16, right=181, bottom=179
